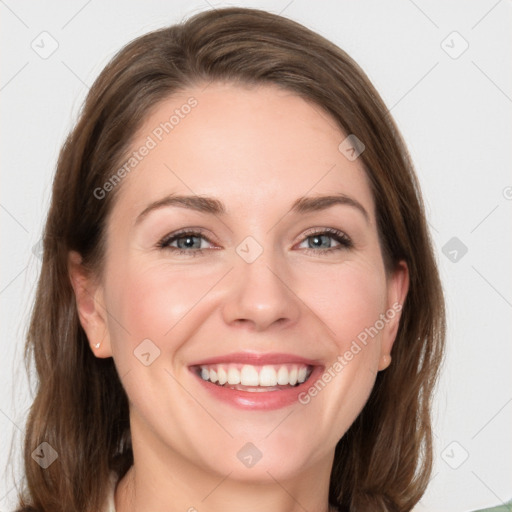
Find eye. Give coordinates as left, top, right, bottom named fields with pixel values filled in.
left=156, top=227, right=353, bottom=257
left=157, top=229, right=215, bottom=257
left=296, top=228, right=352, bottom=255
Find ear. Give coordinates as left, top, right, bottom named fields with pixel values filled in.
left=68, top=250, right=113, bottom=358
left=378, top=260, right=409, bottom=370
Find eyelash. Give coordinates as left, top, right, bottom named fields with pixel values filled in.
left=156, top=227, right=353, bottom=257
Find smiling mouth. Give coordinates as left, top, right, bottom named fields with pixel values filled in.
left=191, top=363, right=314, bottom=392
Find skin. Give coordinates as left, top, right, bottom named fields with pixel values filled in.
left=69, top=82, right=409, bottom=512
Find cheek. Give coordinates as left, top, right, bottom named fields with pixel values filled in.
left=291, top=263, right=388, bottom=443
left=104, top=260, right=221, bottom=353
left=106, top=256, right=387, bottom=349
left=296, top=261, right=388, bottom=346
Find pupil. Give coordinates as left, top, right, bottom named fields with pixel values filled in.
left=178, top=236, right=200, bottom=249
left=310, top=235, right=330, bottom=249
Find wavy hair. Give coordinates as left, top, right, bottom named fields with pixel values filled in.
left=16, top=7, right=445, bottom=512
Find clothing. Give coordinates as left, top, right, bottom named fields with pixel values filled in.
left=472, top=505, right=512, bottom=512
left=103, top=472, right=117, bottom=512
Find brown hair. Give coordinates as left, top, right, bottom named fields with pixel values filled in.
left=16, top=7, right=445, bottom=512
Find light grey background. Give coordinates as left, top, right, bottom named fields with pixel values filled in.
left=1, top=1, right=511, bottom=511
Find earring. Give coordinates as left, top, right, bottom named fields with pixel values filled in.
left=379, top=354, right=392, bottom=370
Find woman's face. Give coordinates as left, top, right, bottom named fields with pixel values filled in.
left=73, top=82, right=408, bottom=483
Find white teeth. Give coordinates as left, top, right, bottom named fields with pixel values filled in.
left=198, top=363, right=312, bottom=387
left=240, top=365, right=259, bottom=386
left=289, top=366, right=298, bottom=386
left=227, top=366, right=241, bottom=385
left=259, top=365, right=277, bottom=386
left=276, top=366, right=289, bottom=385
left=217, top=366, right=227, bottom=385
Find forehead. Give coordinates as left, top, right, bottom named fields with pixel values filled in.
left=110, top=82, right=375, bottom=224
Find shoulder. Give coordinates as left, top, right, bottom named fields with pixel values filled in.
left=469, top=504, right=512, bottom=512
left=332, top=503, right=512, bottom=512
left=412, top=503, right=512, bottom=512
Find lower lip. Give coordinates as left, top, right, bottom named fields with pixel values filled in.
left=190, top=365, right=325, bottom=410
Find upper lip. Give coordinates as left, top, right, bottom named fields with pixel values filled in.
left=189, top=351, right=321, bottom=367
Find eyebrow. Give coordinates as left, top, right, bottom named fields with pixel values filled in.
left=135, top=193, right=370, bottom=225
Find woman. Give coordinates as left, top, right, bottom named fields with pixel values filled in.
left=17, top=7, right=446, bottom=512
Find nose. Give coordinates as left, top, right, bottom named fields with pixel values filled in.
left=221, top=249, right=301, bottom=332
